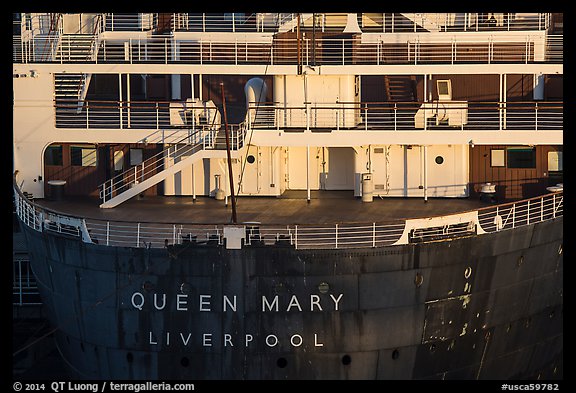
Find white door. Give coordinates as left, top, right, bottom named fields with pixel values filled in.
left=241, top=147, right=260, bottom=194
left=325, top=147, right=355, bottom=190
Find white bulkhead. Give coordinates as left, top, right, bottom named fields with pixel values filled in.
left=273, top=74, right=360, bottom=128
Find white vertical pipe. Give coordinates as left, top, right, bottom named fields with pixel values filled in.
left=503, top=73, right=507, bottom=130
left=499, top=74, right=503, bottom=130
left=127, top=73, right=131, bottom=128
left=423, top=145, right=428, bottom=202
left=191, top=73, right=195, bottom=100
left=118, top=73, right=123, bottom=129
left=306, top=144, right=311, bottom=202
left=192, top=164, right=196, bottom=201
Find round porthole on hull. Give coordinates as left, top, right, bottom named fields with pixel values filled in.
left=414, top=273, right=424, bottom=287
left=341, top=354, right=351, bottom=365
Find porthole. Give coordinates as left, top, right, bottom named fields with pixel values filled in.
left=142, top=281, right=154, bottom=292
left=247, top=155, right=256, bottom=164
left=464, top=266, right=472, bottom=279
left=341, top=354, right=352, bottom=365
left=277, top=358, right=287, bottom=368
left=318, top=282, right=330, bottom=294
left=414, top=273, right=424, bottom=287
left=435, top=156, right=444, bottom=165
left=517, top=255, right=524, bottom=267
left=180, top=282, right=191, bottom=294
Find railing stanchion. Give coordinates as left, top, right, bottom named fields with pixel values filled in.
left=295, top=225, right=298, bottom=249
left=335, top=224, right=338, bottom=249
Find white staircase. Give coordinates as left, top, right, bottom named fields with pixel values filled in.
left=54, top=73, right=91, bottom=113
left=56, top=34, right=98, bottom=62
left=400, top=13, right=442, bottom=32
left=99, top=127, right=245, bottom=208
left=276, top=13, right=314, bottom=32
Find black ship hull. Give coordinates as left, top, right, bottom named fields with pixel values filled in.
left=21, top=215, right=563, bottom=380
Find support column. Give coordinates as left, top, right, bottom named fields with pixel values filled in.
left=503, top=73, right=507, bottom=130
left=171, top=40, right=181, bottom=100
left=499, top=74, right=502, bottom=130
left=423, top=74, right=428, bottom=131
left=306, top=144, right=311, bottom=202
left=191, top=73, right=195, bottom=100
left=192, top=164, right=196, bottom=201
left=423, top=145, right=428, bottom=202
left=126, top=73, right=131, bottom=128
left=118, top=74, right=123, bottom=129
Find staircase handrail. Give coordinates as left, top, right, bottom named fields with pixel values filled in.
left=99, top=128, right=212, bottom=202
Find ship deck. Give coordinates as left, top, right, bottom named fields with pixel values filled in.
left=34, top=190, right=494, bottom=225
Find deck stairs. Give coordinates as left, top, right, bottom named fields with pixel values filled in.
left=384, top=75, right=417, bottom=102
left=54, top=73, right=91, bottom=113
left=99, top=127, right=245, bottom=208
left=399, top=13, right=442, bottom=32
left=55, top=34, right=98, bottom=62
left=276, top=13, right=314, bottom=32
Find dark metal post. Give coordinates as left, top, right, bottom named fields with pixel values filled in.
left=220, top=83, right=237, bottom=224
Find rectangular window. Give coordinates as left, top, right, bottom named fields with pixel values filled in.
left=507, top=147, right=536, bottom=169
left=490, top=149, right=505, bottom=167
left=71, top=145, right=97, bottom=167
left=130, top=149, right=143, bottom=166
left=44, top=145, right=63, bottom=166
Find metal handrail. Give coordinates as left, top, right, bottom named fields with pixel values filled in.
left=15, top=33, right=563, bottom=65
left=98, top=13, right=552, bottom=33
left=14, top=173, right=563, bottom=251
left=99, top=128, right=211, bottom=202
left=54, top=99, right=563, bottom=132
left=99, top=123, right=246, bottom=203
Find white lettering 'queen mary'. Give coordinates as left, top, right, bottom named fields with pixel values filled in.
left=261, top=294, right=344, bottom=312
left=131, top=292, right=344, bottom=312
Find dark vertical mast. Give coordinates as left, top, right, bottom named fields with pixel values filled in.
left=220, top=82, right=237, bottom=224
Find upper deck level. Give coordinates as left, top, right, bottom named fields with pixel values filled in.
left=13, top=13, right=562, bottom=75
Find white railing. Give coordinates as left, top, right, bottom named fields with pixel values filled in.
left=55, top=100, right=563, bottom=132
left=14, top=177, right=563, bottom=251
left=15, top=34, right=562, bottom=65
left=99, top=129, right=213, bottom=203
left=99, top=125, right=245, bottom=203
left=103, top=13, right=157, bottom=32
left=100, top=13, right=551, bottom=34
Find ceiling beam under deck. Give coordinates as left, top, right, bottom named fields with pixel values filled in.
left=14, top=63, right=563, bottom=76
left=248, top=129, right=563, bottom=147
